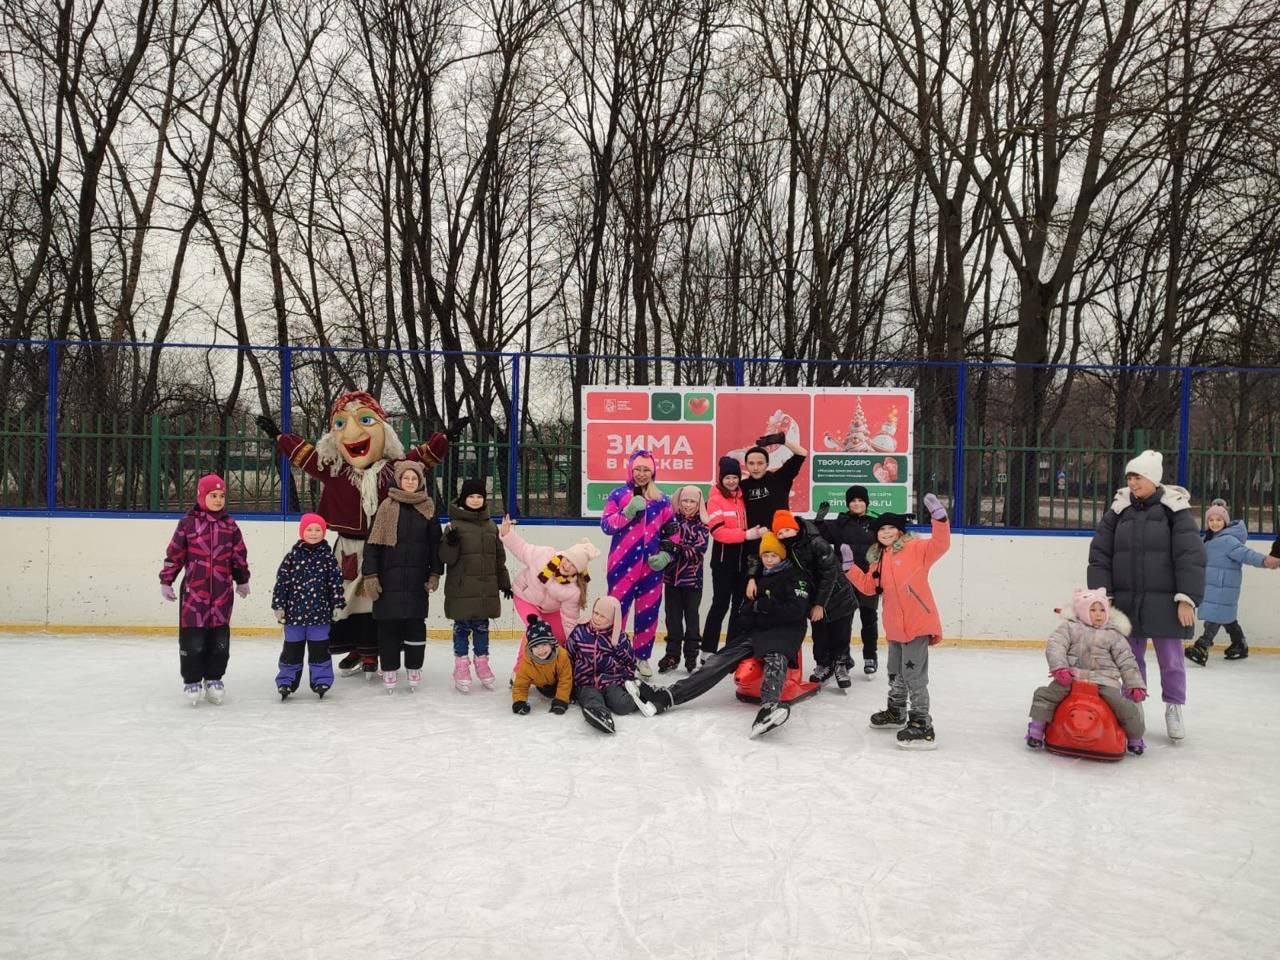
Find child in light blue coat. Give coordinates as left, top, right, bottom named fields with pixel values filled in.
left=1185, top=500, right=1280, bottom=664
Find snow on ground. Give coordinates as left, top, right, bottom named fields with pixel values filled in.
left=1, top=634, right=1278, bottom=960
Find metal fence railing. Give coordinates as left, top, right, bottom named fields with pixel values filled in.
left=2, top=339, right=1278, bottom=532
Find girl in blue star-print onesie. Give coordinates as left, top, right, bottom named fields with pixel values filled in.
left=271, top=513, right=346, bottom=699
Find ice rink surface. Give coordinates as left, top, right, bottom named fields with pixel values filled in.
left=2, top=634, right=1278, bottom=960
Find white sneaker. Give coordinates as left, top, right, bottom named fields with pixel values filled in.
left=204, top=680, right=225, bottom=705
left=383, top=670, right=398, bottom=694
left=1165, top=703, right=1185, bottom=740
left=183, top=683, right=202, bottom=706
left=636, top=659, right=654, bottom=680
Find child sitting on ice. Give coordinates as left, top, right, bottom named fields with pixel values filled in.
left=638, top=531, right=811, bottom=739
left=511, top=615, right=574, bottom=716
left=1025, top=587, right=1147, bottom=755
left=566, top=596, right=654, bottom=734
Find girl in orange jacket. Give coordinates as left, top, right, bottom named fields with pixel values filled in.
left=846, top=493, right=951, bottom=750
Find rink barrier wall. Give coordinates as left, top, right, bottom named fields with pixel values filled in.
left=3, top=516, right=1278, bottom=649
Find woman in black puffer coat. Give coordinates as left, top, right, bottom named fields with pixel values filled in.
left=361, top=461, right=443, bottom=691
left=1087, top=450, right=1205, bottom=741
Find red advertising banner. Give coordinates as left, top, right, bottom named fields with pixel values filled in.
left=581, top=386, right=915, bottom=516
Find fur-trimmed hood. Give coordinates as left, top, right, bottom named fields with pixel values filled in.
left=1110, top=484, right=1191, bottom=515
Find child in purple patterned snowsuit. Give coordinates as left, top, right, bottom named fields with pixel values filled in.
left=600, top=450, right=676, bottom=679
left=657, top=485, right=709, bottom=674
left=159, top=474, right=250, bottom=705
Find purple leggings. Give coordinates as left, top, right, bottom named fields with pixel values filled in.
left=1127, top=637, right=1187, bottom=705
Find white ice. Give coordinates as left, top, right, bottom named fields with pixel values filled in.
left=2, top=635, right=1278, bottom=960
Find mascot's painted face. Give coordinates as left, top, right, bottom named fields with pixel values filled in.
left=331, top=404, right=387, bottom=469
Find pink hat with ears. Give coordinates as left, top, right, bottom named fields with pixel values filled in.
left=197, top=474, right=225, bottom=512
left=580, top=595, right=624, bottom=647
left=675, top=485, right=708, bottom=523
left=298, top=513, right=327, bottom=538
left=1071, top=587, right=1111, bottom=625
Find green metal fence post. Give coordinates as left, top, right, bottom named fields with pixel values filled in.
left=149, top=414, right=161, bottom=512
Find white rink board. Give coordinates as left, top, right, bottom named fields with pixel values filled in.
left=0, top=635, right=1277, bottom=960
left=2, top=515, right=1278, bottom=646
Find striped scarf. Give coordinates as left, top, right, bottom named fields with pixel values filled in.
left=537, top=554, right=590, bottom=589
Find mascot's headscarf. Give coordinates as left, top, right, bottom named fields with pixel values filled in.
left=314, top=390, right=407, bottom=519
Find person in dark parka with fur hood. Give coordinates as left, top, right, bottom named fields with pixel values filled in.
left=1087, top=450, right=1205, bottom=742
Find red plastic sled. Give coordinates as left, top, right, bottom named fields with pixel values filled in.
left=733, top=648, right=821, bottom=705
left=1045, top=680, right=1127, bottom=762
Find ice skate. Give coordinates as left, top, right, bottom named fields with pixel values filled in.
left=623, top=680, right=658, bottom=718
left=657, top=653, right=680, bottom=674
left=809, top=663, right=834, bottom=684
left=749, top=703, right=790, bottom=739
left=834, top=661, right=852, bottom=690
left=452, top=656, right=472, bottom=693
left=635, top=659, right=654, bottom=680
left=1126, top=738, right=1145, bottom=756
left=278, top=685, right=292, bottom=701
left=869, top=705, right=907, bottom=729
left=1025, top=720, right=1045, bottom=750
left=473, top=656, right=496, bottom=690
left=1184, top=639, right=1209, bottom=666
left=635, top=681, right=673, bottom=715
left=863, top=657, right=878, bottom=678
left=896, top=715, right=936, bottom=750
left=1224, top=639, right=1249, bottom=661
left=337, top=651, right=363, bottom=677
left=581, top=705, right=616, bottom=734
left=314, top=684, right=329, bottom=700
left=1165, top=703, right=1185, bottom=741
left=406, top=669, right=422, bottom=692
left=204, top=679, right=225, bottom=705
left=183, top=683, right=202, bottom=706
left=382, top=669, right=398, bottom=694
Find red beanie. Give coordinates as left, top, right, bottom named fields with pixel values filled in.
left=771, top=509, right=800, bottom=534
left=197, top=474, right=225, bottom=512
left=299, top=513, right=327, bottom=538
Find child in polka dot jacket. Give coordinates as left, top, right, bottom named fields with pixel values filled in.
left=271, top=513, right=347, bottom=699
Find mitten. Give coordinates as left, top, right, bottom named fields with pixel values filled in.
left=501, top=588, right=513, bottom=600
left=660, top=520, right=679, bottom=538
left=254, top=414, right=281, bottom=439
left=273, top=607, right=286, bottom=624
left=426, top=574, right=439, bottom=593
left=814, top=501, right=830, bottom=522
left=1051, top=668, right=1073, bottom=687
left=658, top=538, right=677, bottom=554
left=550, top=699, right=568, bottom=715
left=1124, top=687, right=1147, bottom=703
left=622, top=494, right=646, bottom=519
left=756, top=432, right=785, bottom=446
left=922, top=493, right=948, bottom=522
left=361, top=575, right=382, bottom=600
left=160, top=583, right=176, bottom=602
left=512, top=700, right=531, bottom=715
left=443, top=527, right=460, bottom=546
left=446, top=416, right=472, bottom=442
left=647, top=552, right=672, bottom=571
left=235, top=583, right=251, bottom=598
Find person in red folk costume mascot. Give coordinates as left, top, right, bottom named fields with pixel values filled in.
left=255, top=393, right=455, bottom=676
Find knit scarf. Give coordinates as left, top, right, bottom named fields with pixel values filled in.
left=865, top=533, right=915, bottom=564
left=538, top=554, right=590, bottom=589
left=367, top=488, right=435, bottom=548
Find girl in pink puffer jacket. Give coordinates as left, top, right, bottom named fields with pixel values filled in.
left=1025, top=588, right=1148, bottom=754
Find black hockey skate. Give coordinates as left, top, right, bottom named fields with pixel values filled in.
left=896, top=715, right=937, bottom=750
left=1224, top=640, right=1249, bottom=661
left=809, top=663, right=835, bottom=684
left=834, top=660, right=852, bottom=689
left=337, top=651, right=363, bottom=676
left=278, top=685, right=292, bottom=701
left=657, top=654, right=681, bottom=674
left=581, top=705, right=616, bottom=734
left=863, top=656, right=878, bottom=677
left=749, top=703, right=791, bottom=739
left=1184, top=640, right=1210, bottom=666
left=634, top=681, right=673, bottom=715
left=314, top=684, right=330, bottom=699
left=869, top=705, right=907, bottom=729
